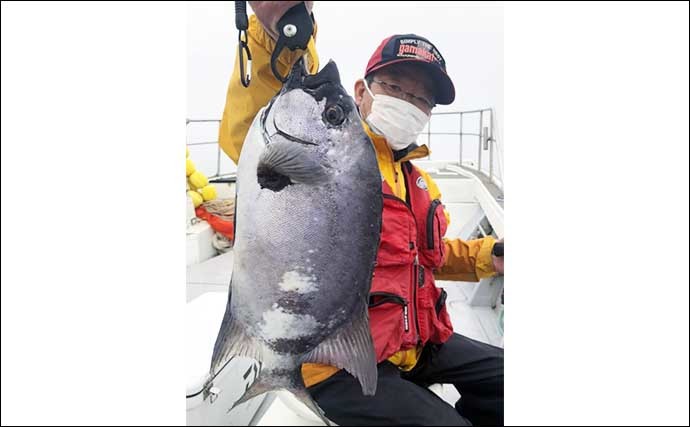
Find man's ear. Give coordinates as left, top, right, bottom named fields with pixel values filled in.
left=354, top=79, right=365, bottom=106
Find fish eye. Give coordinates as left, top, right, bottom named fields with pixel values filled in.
left=324, top=105, right=346, bottom=126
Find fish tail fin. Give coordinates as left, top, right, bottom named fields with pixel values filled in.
left=227, top=375, right=273, bottom=412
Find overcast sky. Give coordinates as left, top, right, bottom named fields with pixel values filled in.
left=187, top=1, right=503, bottom=175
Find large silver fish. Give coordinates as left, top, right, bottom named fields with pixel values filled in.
left=210, top=59, right=382, bottom=423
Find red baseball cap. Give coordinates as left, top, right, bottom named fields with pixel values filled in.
left=365, top=34, right=455, bottom=105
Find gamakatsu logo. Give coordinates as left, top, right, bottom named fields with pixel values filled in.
left=416, top=176, right=428, bottom=190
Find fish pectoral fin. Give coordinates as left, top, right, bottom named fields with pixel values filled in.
left=210, top=286, right=263, bottom=374
left=258, top=140, right=328, bottom=186
left=303, top=304, right=378, bottom=396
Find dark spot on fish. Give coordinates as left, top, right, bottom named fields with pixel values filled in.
left=257, top=164, right=292, bottom=192
left=269, top=336, right=322, bottom=354
left=270, top=337, right=308, bottom=354
left=264, top=367, right=299, bottom=381
left=277, top=294, right=313, bottom=312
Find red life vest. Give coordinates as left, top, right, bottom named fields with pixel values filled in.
left=368, top=161, right=454, bottom=363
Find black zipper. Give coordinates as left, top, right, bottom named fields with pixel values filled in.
left=435, top=289, right=448, bottom=315
left=368, top=292, right=409, bottom=332
left=437, top=218, right=444, bottom=259
left=383, top=168, right=422, bottom=342
left=412, top=254, right=421, bottom=342
left=426, top=199, right=442, bottom=249
left=382, top=193, right=411, bottom=207
left=401, top=165, right=423, bottom=344
left=368, top=292, right=407, bottom=307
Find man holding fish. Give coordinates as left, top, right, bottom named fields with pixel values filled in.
left=217, top=2, right=505, bottom=425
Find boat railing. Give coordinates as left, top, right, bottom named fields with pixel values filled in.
left=186, top=108, right=503, bottom=191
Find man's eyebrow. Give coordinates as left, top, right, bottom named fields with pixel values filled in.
left=378, top=72, right=399, bottom=82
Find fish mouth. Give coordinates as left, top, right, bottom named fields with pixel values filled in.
left=284, top=57, right=341, bottom=91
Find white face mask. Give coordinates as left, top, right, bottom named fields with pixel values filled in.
left=363, top=79, right=430, bottom=151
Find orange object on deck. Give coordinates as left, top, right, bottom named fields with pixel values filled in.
left=195, top=206, right=234, bottom=241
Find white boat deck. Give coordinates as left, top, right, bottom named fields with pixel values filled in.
left=187, top=251, right=234, bottom=302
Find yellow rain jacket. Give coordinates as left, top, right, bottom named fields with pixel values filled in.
left=218, top=14, right=497, bottom=388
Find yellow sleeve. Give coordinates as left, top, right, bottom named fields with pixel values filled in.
left=436, top=237, right=497, bottom=282
left=218, top=14, right=319, bottom=164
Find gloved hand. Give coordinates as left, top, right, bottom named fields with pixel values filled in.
left=492, top=238, right=504, bottom=275
left=249, top=1, right=314, bottom=40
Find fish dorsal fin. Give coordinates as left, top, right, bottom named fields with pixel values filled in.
left=302, top=304, right=378, bottom=396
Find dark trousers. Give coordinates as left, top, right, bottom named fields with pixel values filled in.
left=308, top=333, right=504, bottom=426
